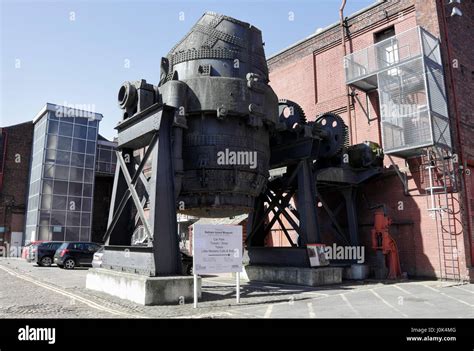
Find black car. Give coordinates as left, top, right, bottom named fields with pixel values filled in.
left=54, top=242, right=101, bottom=269
left=181, top=251, right=193, bottom=275
left=35, top=241, right=64, bottom=267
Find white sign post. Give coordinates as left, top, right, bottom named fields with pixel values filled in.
left=192, top=224, right=243, bottom=308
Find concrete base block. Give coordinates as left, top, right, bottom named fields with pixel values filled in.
left=86, top=268, right=201, bottom=305
left=245, top=265, right=342, bottom=286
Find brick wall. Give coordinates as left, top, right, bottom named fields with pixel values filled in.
left=266, top=0, right=473, bottom=280
left=0, top=122, right=34, bottom=245
left=438, top=0, right=474, bottom=274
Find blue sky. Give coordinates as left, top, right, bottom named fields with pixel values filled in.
left=1, top=0, right=374, bottom=140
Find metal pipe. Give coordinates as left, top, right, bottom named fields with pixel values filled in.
left=340, top=0, right=353, bottom=145
left=439, top=0, right=473, bottom=266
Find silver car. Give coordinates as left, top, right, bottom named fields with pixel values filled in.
left=91, top=247, right=104, bottom=268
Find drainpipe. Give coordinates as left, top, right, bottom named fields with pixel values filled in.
left=439, top=0, right=473, bottom=266
left=340, top=0, right=353, bottom=145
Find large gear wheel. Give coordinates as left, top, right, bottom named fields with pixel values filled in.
left=278, top=99, right=306, bottom=130
left=314, top=112, right=348, bottom=158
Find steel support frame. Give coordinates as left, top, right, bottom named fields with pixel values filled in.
left=387, top=154, right=408, bottom=195
left=316, top=186, right=360, bottom=247
left=246, top=158, right=321, bottom=266
left=104, top=133, right=158, bottom=244
left=246, top=162, right=302, bottom=246
left=103, top=110, right=182, bottom=276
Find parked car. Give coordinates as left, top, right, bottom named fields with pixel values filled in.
left=91, top=246, right=104, bottom=268
left=54, top=242, right=101, bottom=269
left=35, top=241, right=64, bottom=267
left=90, top=247, right=193, bottom=274
left=21, top=242, right=37, bottom=260
left=181, top=251, right=193, bottom=275
left=26, top=241, right=44, bottom=262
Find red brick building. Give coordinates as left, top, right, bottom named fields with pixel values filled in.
left=267, top=0, right=474, bottom=281
left=0, top=122, right=34, bottom=252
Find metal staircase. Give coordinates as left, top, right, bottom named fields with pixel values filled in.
left=423, top=147, right=461, bottom=281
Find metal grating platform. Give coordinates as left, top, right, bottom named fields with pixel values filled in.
left=344, top=26, right=452, bottom=158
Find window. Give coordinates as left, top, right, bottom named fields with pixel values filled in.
left=73, top=125, right=87, bottom=139
left=56, top=151, right=71, bottom=166
left=41, top=195, right=52, bottom=210
left=47, top=135, right=58, bottom=149
left=52, top=195, right=67, bottom=210
left=81, top=213, right=91, bottom=227
left=51, top=211, right=66, bottom=225
left=68, top=182, right=82, bottom=196
left=55, top=165, right=69, bottom=180
left=48, top=120, right=59, bottom=135
left=69, top=167, right=83, bottom=182
left=53, top=180, right=68, bottom=195
left=58, top=121, right=73, bottom=137
left=86, top=141, right=96, bottom=155
left=71, top=242, right=84, bottom=250
left=86, top=243, right=97, bottom=252
left=67, top=196, right=82, bottom=211
left=42, top=180, right=53, bottom=195
left=83, top=184, right=92, bottom=197
left=82, top=198, right=92, bottom=211
left=374, top=26, right=398, bottom=74
left=66, top=212, right=81, bottom=226
left=50, top=242, right=62, bottom=250
left=85, top=155, right=95, bottom=169
left=74, top=117, right=88, bottom=126
left=72, top=139, right=86, bottom=153
left=57, top=136, right=72, bottom=151
left=70, top=153, right=85, bottom=167
left=84, top=169, right=93, bottom=183
left=44, top=164, right=55, bottom=179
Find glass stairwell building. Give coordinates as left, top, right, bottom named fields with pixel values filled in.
left=25, top=103, right=104, bottom=243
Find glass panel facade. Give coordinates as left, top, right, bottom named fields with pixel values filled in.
left=95, top=140, right=117, bottom=176
left=24, top=110, right=100, bottom=242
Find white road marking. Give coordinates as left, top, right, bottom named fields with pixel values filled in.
left=392, top=284, right=412, bottom=295
left=439, top=292, right=474, bottom=307
left=0, top=264, right=145, bottom=318
left=418, top=283, right=474, bottom=307
left=264, top=304, right=273, bottom=318
left=340, top=294, right=360, bottom=316
left=307, top=302, right=316, bottom=318
left=453, top=286, right=474, bottom=294
left=369, top=289, right=409, bottom=317
left=418, top=283, right=440, bottom=292
left=392, top=284, right=435, bottom=307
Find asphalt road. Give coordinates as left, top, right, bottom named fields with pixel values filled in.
left=0, top=258, right=473, bottom=318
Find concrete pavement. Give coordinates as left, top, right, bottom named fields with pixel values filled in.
left=0, top=258, right=473, bottom=318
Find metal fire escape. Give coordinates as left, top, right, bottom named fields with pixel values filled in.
left=423, top=147, right=460, bottom=280
left=344, top=26, right=461, bottom=280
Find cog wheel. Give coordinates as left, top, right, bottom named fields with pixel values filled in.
left=314, top=112, right=348, bottom=158
left=278, top=99, right=306, bottom=130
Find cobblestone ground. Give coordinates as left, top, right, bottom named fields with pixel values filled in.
left=0, top=258, right=473, bottom=318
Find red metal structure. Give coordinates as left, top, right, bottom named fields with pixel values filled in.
left=371, top=210, right=402, bottom=280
